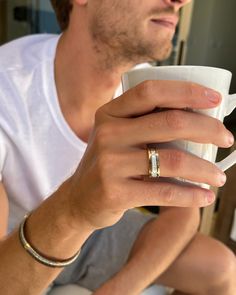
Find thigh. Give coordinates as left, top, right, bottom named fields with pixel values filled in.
left=156, top=233, right=235, bottom=294
left=54, top=209, right=156, bottom=291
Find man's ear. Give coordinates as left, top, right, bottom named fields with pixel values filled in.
left=74, top=0, right=88, bottom=5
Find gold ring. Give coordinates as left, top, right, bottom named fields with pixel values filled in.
left=148, top=148, right=160, bottom=178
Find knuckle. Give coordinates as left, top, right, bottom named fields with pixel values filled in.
left=165, top=110, right=185, bottom=131
left=136, top=80, right=155, bottom=99
left=166, top=149, right=185, bottom=172
left=185, top=82, right=197, bottom=98
left=94, top=123, right=114, bottom=148
left=147, top=115, right=159, bottom=130
left=160, top=185, right=176, bottom=204
left=191, top=189, right=204, bottom=207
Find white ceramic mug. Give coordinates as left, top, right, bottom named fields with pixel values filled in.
left=122, top=66, right=236, bottom=187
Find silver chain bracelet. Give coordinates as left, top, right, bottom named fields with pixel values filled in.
left=19, top=214, right=81, bottom=268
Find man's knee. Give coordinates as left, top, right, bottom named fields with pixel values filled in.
left=203, top=242, right=236, bottom=293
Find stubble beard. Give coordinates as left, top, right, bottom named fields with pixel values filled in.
left=89, top=8, right=174, bottom=71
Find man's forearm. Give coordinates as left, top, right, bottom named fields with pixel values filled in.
left=0, top=180, right=94, bottom=295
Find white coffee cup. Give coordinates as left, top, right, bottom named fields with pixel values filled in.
left=122, top=66, right=236, bottom=187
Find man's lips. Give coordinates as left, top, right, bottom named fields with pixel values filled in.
left=151, top=16, right=179, bottom=29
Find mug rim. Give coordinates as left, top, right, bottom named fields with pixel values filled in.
left=126, top=65, right=232, bottom=76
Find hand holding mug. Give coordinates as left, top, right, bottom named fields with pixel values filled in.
left=65, top=74, right=233, bottom=230
left=122, top=66, right=236, bottom=187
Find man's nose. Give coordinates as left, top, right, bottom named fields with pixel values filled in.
left=164, top=0, right=191, bottom=10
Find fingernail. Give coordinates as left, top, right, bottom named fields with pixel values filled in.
left=205, top=89, right=221, bottom=104
left=218, top=172, right=227, bottom=186
left=206, top=192, right=215, bottom=204
left=228, top=132, right=234, bottom=146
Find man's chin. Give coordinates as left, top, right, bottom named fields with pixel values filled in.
left=137, top=40, right=173, bottom=64
left=131, top=51, right=171, bottom=68
left=114, top=42, right=173, bottom=69
left=153, top=43, right=173, bottom=62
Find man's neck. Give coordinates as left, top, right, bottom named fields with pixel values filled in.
left=54, top=30, right=132, bottom=142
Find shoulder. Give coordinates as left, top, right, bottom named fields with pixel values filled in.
left=0, top=34, right=59, bottom=133
left=0, top=34, right=60, bottom=73
left=0, top=34, right=60, bottom=111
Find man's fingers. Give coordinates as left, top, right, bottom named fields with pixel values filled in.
left=117, top=149, right=226, bottom=188
left=112, top=110, right=233, bottom=148
left=104, top=80, right=221, bottom=118
left=123, top=179, right=215, bottom=208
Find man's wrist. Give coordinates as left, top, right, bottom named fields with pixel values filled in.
left=52, top=176, right=96, bottom=234
left=19, top=214, right=82, bottom=268
left=23, top=184, right=94, bottom=263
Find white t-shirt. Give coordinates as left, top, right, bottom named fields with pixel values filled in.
left=0, top=34, right=150, bottom=233
left=0, top=34, right=89, bottom=233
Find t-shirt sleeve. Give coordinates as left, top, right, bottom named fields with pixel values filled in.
left=0, top=128, right=7, bottom=181
left=0, top=74, right=11, bottom=182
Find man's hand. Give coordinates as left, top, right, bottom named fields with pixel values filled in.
left=66, top=80, right=233, bottom=229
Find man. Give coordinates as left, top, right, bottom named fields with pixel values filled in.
left=0, top=0, right=235, bottom=294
